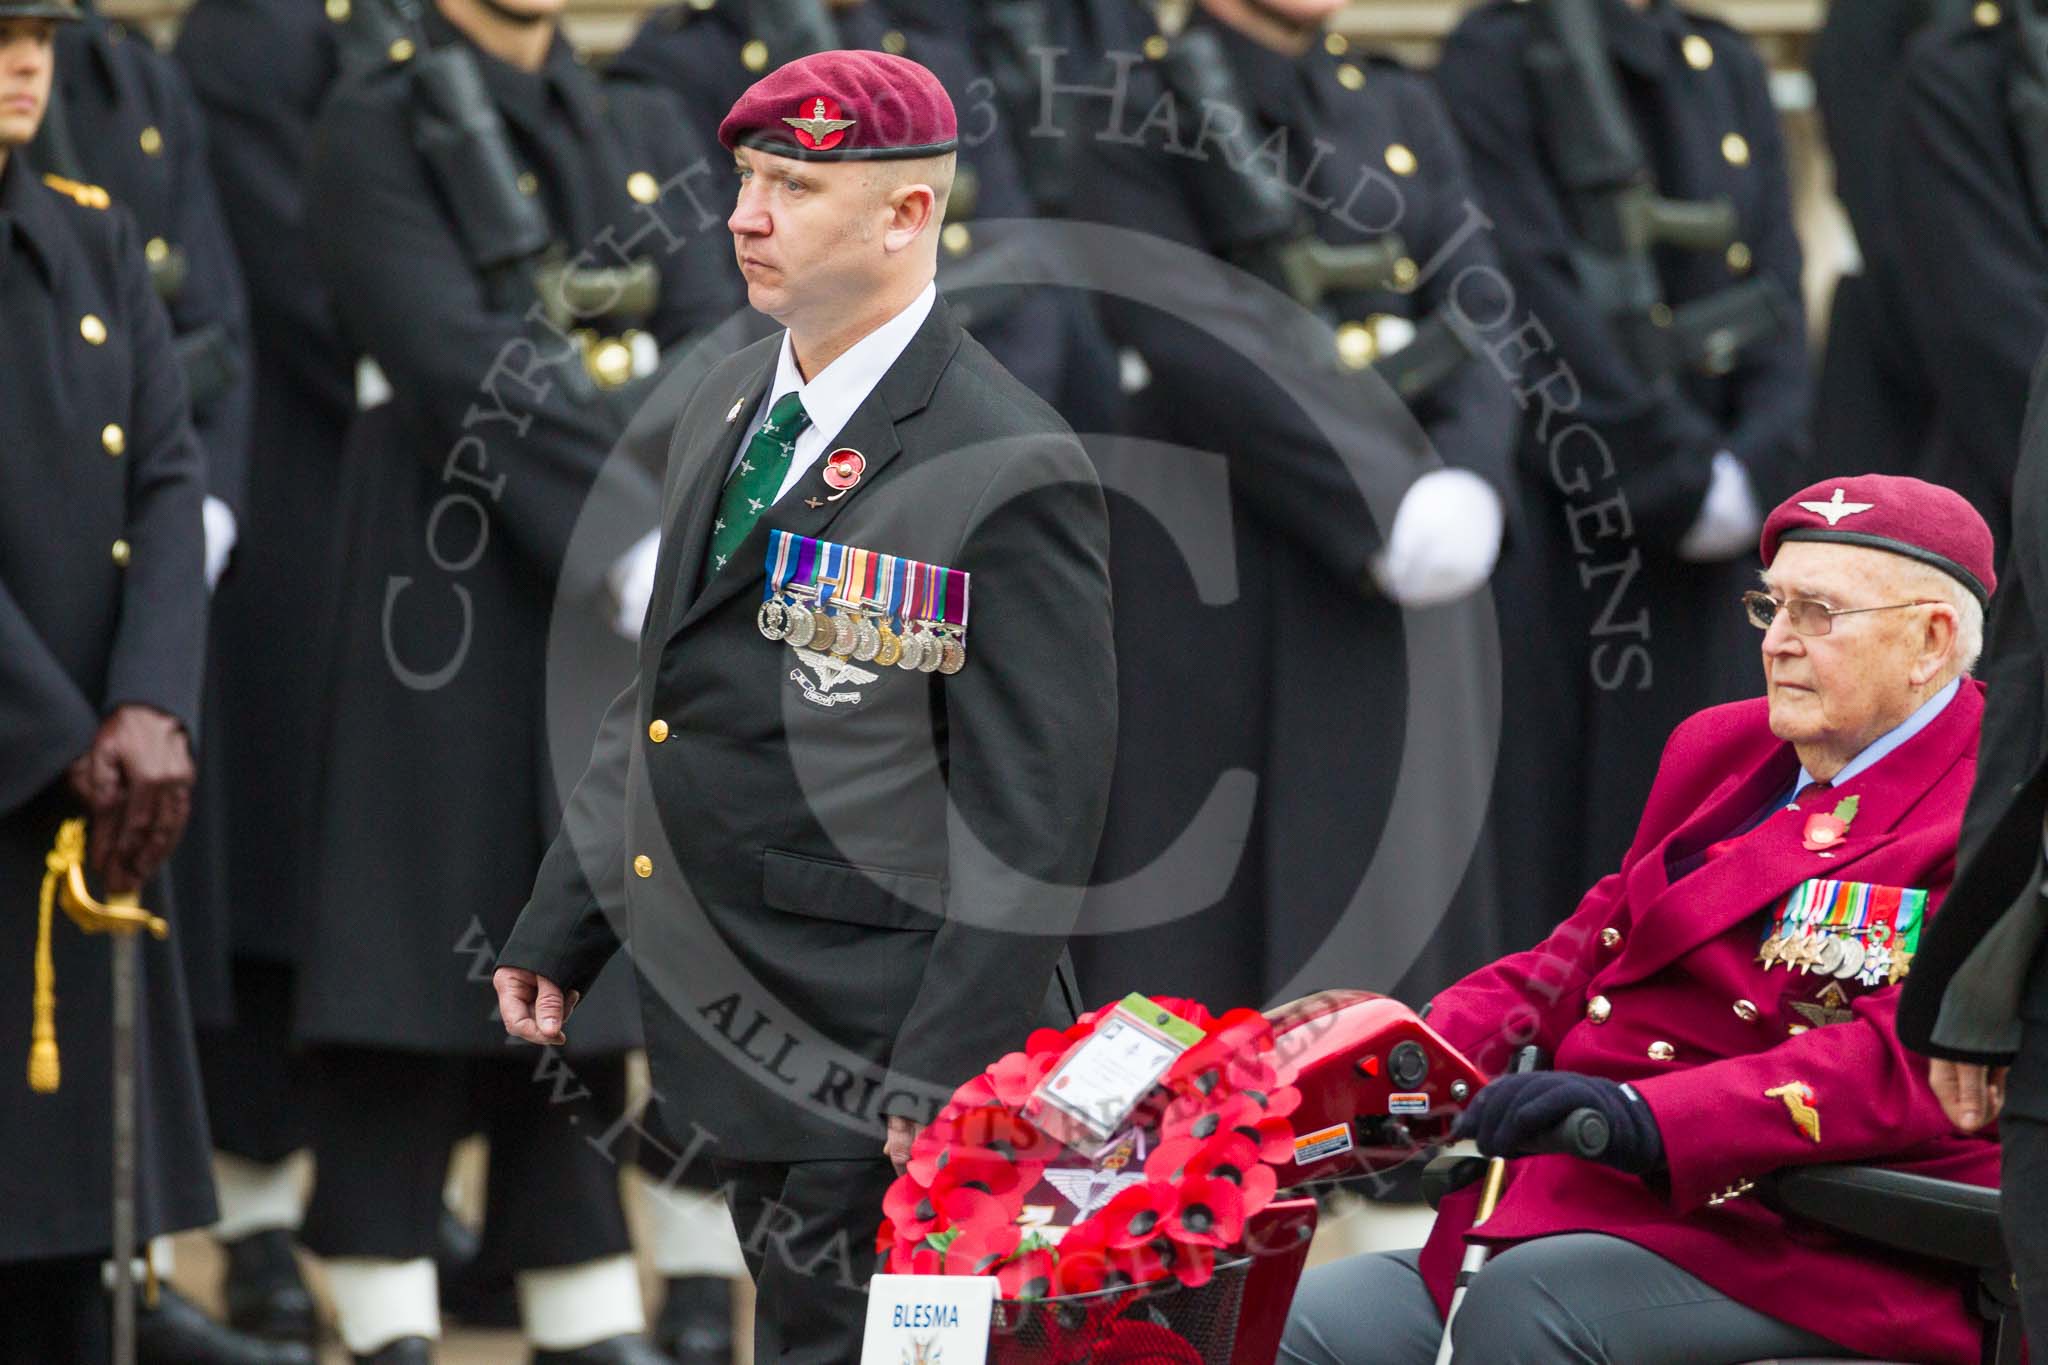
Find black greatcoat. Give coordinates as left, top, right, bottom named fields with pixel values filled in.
left=1067, top=19, right=1516, bottom=1006
left=297, top=19, right=732, bottom=1055
left=40, top=4, right=256, bottom=1029
left=1892, top=6, right=2047, bottom=555
left=499, top=298, right=1116, bottom=1161
left=1809, top=0, right=1947, bottom=487
left=0, top=156, right=215, bottom=1260
left=173, top=0, right=353, bottom=969
left=1436, top=0, right=1810, bottom=923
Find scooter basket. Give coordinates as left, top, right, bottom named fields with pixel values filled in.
left=987, top=1255, right=1252, bottom=1364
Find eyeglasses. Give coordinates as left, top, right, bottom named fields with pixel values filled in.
left=1741, top=591, right=1940, bottom=637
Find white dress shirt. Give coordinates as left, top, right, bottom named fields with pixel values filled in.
left=734, top=281, right=939, bottom=502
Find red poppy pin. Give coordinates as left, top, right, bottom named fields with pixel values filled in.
left=782, top=95, right=856, bottom=152
left=822, top=447, right=865, bottom=496
left=1801, top=795, right=1859, bottom=852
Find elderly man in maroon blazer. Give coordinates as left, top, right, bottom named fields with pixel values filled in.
left=1284, top=474, right=2000, bottom=1365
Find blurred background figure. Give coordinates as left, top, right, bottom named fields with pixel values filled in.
left=1067, top=0, right=1514, bottom=1007
left=1891, top=0, right=2048, bottom=558
left=1436, top=0, right=1812, bottom=940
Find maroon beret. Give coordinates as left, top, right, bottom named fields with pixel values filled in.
left=1759, top=474, right=1995, bottom=608
left=718, top=50, right=957, bottom=162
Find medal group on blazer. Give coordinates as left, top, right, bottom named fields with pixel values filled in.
left=756, top=529, right=971, bottom=675
left=1756, top=878, right=1926, bottom=987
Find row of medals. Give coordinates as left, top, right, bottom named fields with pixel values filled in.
left=757, top=593, right=966, bottom=674
left=1756, top=930, right=1906, bottom=988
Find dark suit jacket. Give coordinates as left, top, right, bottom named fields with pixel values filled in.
left=500, top=295, right=1116, bottom=1161
left=1900, top=352, right=2048, bottom=1104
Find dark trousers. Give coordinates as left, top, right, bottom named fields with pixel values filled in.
left=196, top=960, right=308, bottom=1163
left=713, top=1156, right=895, bottom=1365
left=1281, top=1235, right=1845, bottom=1364
left=0, top=1256, right=107, bottom=1365
left=300, top=1048, right=633, bottom=1279
left=2002, top=1115, right=2048, bottom=1362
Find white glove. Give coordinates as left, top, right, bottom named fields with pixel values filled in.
left=1677, top=451, right=1761, bottom=562
left=1370, top=468, right=1505, bottom=608
left=606, top=529, right=661, bottom=641
left=202, top=496, right=237, bottom=592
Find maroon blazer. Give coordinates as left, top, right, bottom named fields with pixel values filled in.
left=1420, top=682, right=1997, bottom=1365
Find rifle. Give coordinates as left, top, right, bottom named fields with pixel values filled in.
left=1155, top=20, right=1475, bottom=399
left=1526, top=0, right=1792, bottom=377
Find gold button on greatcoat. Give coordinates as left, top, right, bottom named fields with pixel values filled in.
left=1384, top=143, right=1417, bottom=177
left=628, top=171, right=661, bottom=204
left=1725, top=241, right=1752, bottom=273
left=1142, top=33, right=1169, bottom=61
left=1682, top=34, right=1714, bottom=69
left=102, top=423, right=125, bottom=456
left=389, top=37, right=415, bottom=62
left=1586, top=995, right=1611, bottom=1024
left=1393, top=256, right=1418, bottom=290
left=633, top=854, right=654, bottom=879
left=1733, top=999, right=1760, bottom=1023
left=941, top=223, right=971, bottom=257
left=145, top=237, right=170, bottom=265
left=1722, top=133, right=1750, bottom=167
left=648, top=719, right=670, bottom=743
left=1600, top=927, right=1622, bottom=949
left=326, top=0, right=350, bottom=20
left=80, top=314, right=107, bottom=345
left=110, top=539, right=131, bottom=566
left=1337, top=62, right=1365, bottom=91
left=882, top=29, right=907, bottom=54
left=1648, top=1041, right=1676, bottom=1061
left=1976, top=0, right=2002, bottom=24
left=1335, top=321, right=1377, bottom=370
left=1324, top=32, right=1349, bottom=55
left=138, top=125, right=163, bottom=156
left=516, top=172, right=539, bottom=197
left=742, top=39, right=769, bottom=71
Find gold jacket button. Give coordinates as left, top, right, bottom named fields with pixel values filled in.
left=881, top=29, right=907, bottom=54
left=1977, top=0, right=2002, bottom=24
left=139, top=125, right=163, bottom=157
left=102, top=423, right=126, bottom=456
left=1337, top=62, right=1365, bottom=91
left=742, top=39, right=769, bottom=71
left=110, top=538, right=131, bottom=567
left=516, top=172, right=539, bottom=197
left=1586, top=995, right=1611, bottom=1024
left=1142, top=34, right=1168, bottom=61
left=1324, top=32, right=1348, bottom=55
left=1600, top=927, right=1622, bottom=949
left=389, top=37, right=415, bottom=62
left=1721, top=133, right=1750, bottom=167
left=1733, top=999, right=1760, bottom=1023
left=1384, top=143, right=1417, bottom=177
left=325, top=0, right=350, bottom=21
left=1335, top=321, right=1377, bottom=370
left=627, top=171, right=660, bottom=205
left=1648, top=1041, right=1676, bottom=1061
left=80, top=313, right=108, bottom=345
left=633, top=854, right=654, bottom=879
left=1725, top=241, right=1753, bottom=273
left=942, top=223, right=971, bottom=258
left=648, top=719, right=670, bottom=744
left=1682, top=34, right=1714, bottom=70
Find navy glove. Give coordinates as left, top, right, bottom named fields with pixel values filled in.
left=1451, top=1071, right=1665, bottom=1176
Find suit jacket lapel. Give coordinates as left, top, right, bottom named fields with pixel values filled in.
left=668, top=298, right=965, bottom=639
left=659, top=361, right=774, bottom=634
left=1606, top=684, right=1984, bottom=989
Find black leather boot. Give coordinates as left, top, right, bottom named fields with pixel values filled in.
left=222, top=1227, right=318, bottom=1344
left=354, top=1335, right=435, bottom=1364
left=531, top=1335, right=681, bottom=1364
left=135, top=1285, right=315, bottom=1365
left=653, top=1275, right=735, bottom=1365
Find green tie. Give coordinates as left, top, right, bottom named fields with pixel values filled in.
left=706, top=391, right=810, bottom=577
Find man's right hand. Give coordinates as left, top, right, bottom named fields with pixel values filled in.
left=495, top=966, right=580, bottom=1046
left=1929, top=1058, right=2007, bottom=1132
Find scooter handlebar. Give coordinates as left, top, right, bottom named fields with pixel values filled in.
left=1517, top=1107, right=1611, bottom=1160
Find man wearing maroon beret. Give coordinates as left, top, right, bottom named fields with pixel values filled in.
left=493, top=49, right=1115, bottom=1364
left=1285, top=474, right=2001, bottom=1363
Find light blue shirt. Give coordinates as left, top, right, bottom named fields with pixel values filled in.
left=1789, top=676, right=1962, bottom=803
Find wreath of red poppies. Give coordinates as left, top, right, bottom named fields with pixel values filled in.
left=876, top=998, right=1300, bottom=1302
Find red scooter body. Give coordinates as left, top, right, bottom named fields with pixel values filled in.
left=1267, top=990, right=1487, bottom=1189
